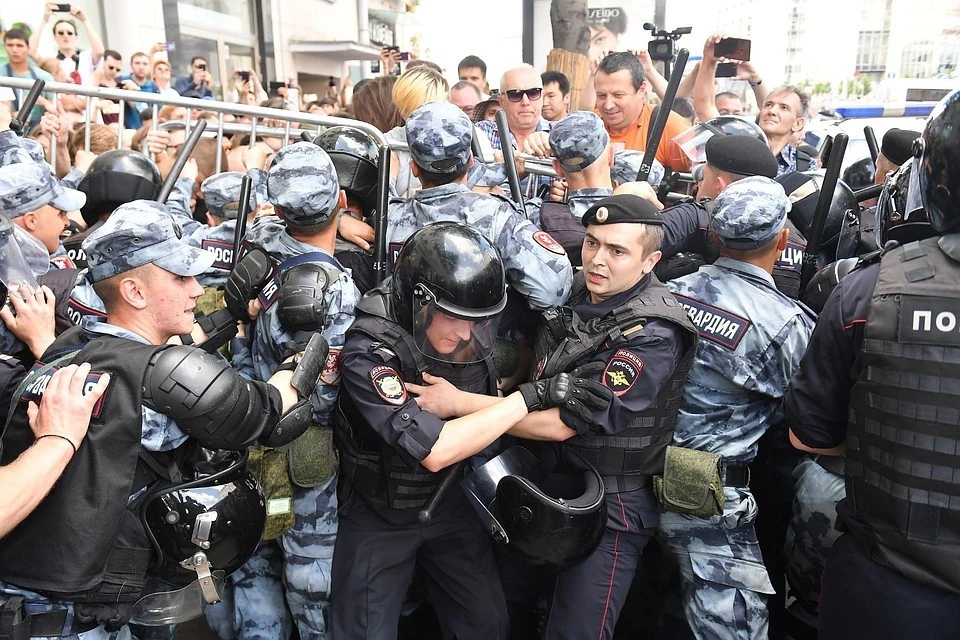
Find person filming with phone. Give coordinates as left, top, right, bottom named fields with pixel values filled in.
left=29, top=3, right=105, bottom=86
left=173, top=55, right=213, bottom=99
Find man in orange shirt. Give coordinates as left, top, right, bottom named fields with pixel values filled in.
left=594, top=52, right=692, bottom=173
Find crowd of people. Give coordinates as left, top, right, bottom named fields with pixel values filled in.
left=0, top=12, right=958, bottom=640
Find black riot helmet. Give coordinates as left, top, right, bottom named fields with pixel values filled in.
left=915, top=89, right=960, bottom=234
left=313, top=127, right=380, bottom=216
left=463, top=446, right=606, bottom=570
left=875, top=160, right=935, bottom=247
left=392, top=222, right=507, bottom=364
left=776, top=171, right=860, bottom=264
left=136, top=449, right=265, bottom=623
left=77, top=150, right=162, bottom=227
left=673, top=116, right=769, bottom=164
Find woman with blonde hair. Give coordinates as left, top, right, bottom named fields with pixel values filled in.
left=386, top=65, right=449, bottom=197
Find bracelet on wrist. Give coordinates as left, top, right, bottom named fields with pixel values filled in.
left=36, top=433, right=78, bottom=455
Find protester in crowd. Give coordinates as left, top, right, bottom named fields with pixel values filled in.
left=173, top=55, right=214, bottom=99
left=458, top=54, right=489, bottom=93
left=540, top=70, right=570, bottom=122
left=1, top=29, right=55, bottom=132
left=450, top=80, right=482, bottom=118
left=151, top=59, right=178, bottom=97
left=28, top=3, right=104, bottom=86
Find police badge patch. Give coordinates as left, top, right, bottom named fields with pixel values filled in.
left=602, top=349, right=643, bottom=396
left=370, top=364, right=406, bottom=405
left=320, top=348, right=341, bottom=385
left=533, top=230, right=566, bottom=255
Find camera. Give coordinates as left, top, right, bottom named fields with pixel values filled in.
left=238, top=70, right=251, bottom=82
left=197, top=63, right=207, bottom=71
left=643, top=22, right=692, bottom=63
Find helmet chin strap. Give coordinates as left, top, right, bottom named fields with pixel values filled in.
left=179, top=512, right=223, bottom=604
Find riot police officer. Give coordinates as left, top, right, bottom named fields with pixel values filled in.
left=786, top=89, right=960, bottom=638
left=658, top=176, right=815, bottom=639
left=0, top=200, right=305, bottom=639
left=331, top=222, right=611, bottom=638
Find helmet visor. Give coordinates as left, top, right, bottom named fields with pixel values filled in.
left=129, top=573, right=226, bottom=626
left=672, top=124, right=718, bottom=164
left=412, top=297, right=501, bottom=364
left=0, top=221, right=45, bottom=294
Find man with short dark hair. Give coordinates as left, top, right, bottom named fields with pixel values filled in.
left=541, top=70, right=570, bottom=122
left=1, top=29, right=54, bottom=131
left=173, top=55, right=214, bottom=99
left=593, top=52, right=691, bottom=172
left=715, top=91, right=743, bottom=116
left=449, top=80, right=482, bottom=117
left=458, top=54, right=488, bottom=93
left=118, top=51, right=160, bottom=129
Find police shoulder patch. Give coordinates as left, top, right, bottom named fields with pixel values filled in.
left=533, top=230, right=566, bottom=255
left=370, top=364, right=407, bottom=405
left=603, top=349, right=643, bottom=396
left=674, top=294, right=751, bottom=349
left=320, top=348, right=341, bottom=385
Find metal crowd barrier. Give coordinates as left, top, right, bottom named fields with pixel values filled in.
left=0, top=77, right=387, bottom=176
left=1, top=76, right=700, bottom=201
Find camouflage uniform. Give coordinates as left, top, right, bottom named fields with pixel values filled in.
left=783, top=456, right=845, bottom=627
left=658, top=177, right=815, bottom=639
left=0, top=200, right=216, bottom=639
left=610, top=149, right=665, bottom=187
left=236, top=143, right=359, bottom=640
left=0, top=160, right=86, bottom=355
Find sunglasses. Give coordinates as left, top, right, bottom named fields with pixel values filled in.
left=194, top=64, right=207, bottom=70
left=106, top=65, right=121, bottom=72
left=56, top=30, right=76, bottom=36
left=504, top=88, right=542, bottom=102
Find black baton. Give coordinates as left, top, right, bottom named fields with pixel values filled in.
left=372, top=145, right=391, bottom=284
left=799, top=133, right=848, bottom=292
left=418, top=461, right=464, bottom=524
left=232, top=174, right=253, bottom=268
left=496, top=109, right=525, bottom=209
left=157, top=120, right=208, bottom=204
left=10, top=79, right=45, bottom=136
left=637, top=48, right=689, bottom=182
left=854, top=183, right=882, bottom=203
left=864, top=126, right=879, bottom=164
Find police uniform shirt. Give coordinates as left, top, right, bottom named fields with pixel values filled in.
left=554, top=274, right=684, bottom=529
left=386, top=183, right=573, bottom=310
left=0, top=355, right=26, bottom=430
left=564, top=275, right=686, bottom=438
left=784, top=263, right=877, bottom=449
left=668, top=258, right=815, bottom=462
left=340, top=332, right=449, bottom=469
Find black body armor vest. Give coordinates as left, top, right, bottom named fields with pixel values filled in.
left=0, top=328, right=161, bottom=601
left=847, top=237, right=960, bottom=595
left=533, top=274, right=698, bottom=479
left=334, top=284, right=497, bottom=523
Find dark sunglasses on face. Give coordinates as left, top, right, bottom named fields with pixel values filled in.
left=56, top=30, right=76, bottom=36
left=194, top=64, right=207, bottom=71
left=504, top=88, right=542, bottom=102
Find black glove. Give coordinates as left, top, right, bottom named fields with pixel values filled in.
left=224, top=248, right=273, bottom=322
left=518, top=368, right=613, bottom=426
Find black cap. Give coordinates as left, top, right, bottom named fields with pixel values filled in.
left=881, top=128, right=921, bottom=166
left=582, top=194, right=664, bottom=227
left=705, top=135, right=778, bottom=179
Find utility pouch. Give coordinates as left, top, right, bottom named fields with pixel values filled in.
left=248, top=446, right=294, bottom=539
left=288, top=425, right=339, bottom=488
left=653, top=445, right=724, bottom=517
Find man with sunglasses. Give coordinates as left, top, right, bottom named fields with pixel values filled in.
left=173, top=56, right=214, bottom=99
left=476, top=64, right=553, bottom=197
left=29, top=4, right=105, bottom=86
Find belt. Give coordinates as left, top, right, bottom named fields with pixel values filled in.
left=722, top=463, right=751, bottom=487
left=601, top=474, right=649, bottom=494
left=815, top=455, right=846, bottom=476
